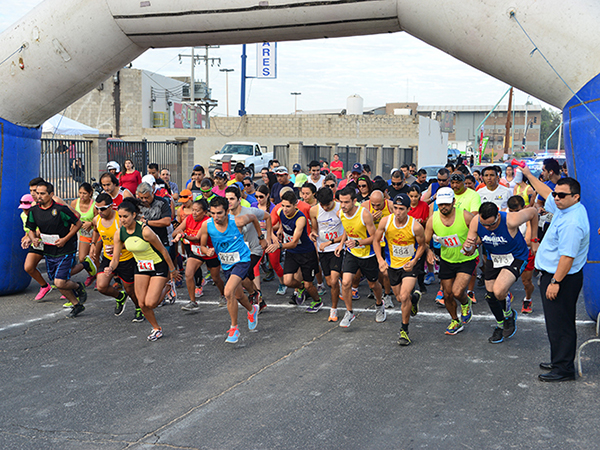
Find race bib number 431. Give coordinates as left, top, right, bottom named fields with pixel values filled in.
left=441, top=234, right=461, bottom=248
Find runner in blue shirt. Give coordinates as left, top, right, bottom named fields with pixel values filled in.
left=200, top=196, right=261, bottom=344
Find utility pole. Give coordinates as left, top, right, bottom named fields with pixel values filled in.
left=503, top=87, right=513, bottom=156
left=220, top=68, right=234, bottom=117
left=291, top=92, right=301, bottom=114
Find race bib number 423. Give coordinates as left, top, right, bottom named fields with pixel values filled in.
left=441, top=234, right=461, bottom=248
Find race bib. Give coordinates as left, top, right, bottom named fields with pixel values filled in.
left=32, top=240, right=44, bottom=251
left=320, top=230, right=339, bottom=241
left=283, top=233, right=293, bottom=243
left=137, top=260, right=155, bottom=272
left=219, top=251, right=240, bottom=264
left=191, top=244, right=205, bottom=257
left=105, top=244, right=114, bottom=256
left=80, top=228, right=93, bottom=238
left=392, top=244, right=415, bottom=258
left=40, top=233, right=60, bottom=245
left=491, top=253, right=514, bottom=268
left=440, top=234, right=461, bottom=248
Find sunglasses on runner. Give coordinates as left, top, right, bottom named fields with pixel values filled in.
left=243, top=183, right=252, bottom=187
left=97, top=204, right=113, bottom=211
left=391, top=182, right=403, bottom=187
left=256, top=194, right=266, bottom=199
left=358, top=184, right=368, bottom=188
left=481, top=215, right=500, bottom=228
left=551, top=191, right=574, bottom=199
left=325, top=183, right=336, bottom=188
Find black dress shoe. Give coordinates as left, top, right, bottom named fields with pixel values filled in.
left=538, top=372, right=576, bottom=382
left=539, top=362, right=553, bottom=370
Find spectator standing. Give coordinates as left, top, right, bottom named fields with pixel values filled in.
left=331, top=153, right=344, bottom=180
left=160, top=168, right=179, bottom=201
left=119, top=159, right=142, bottom=194
left=72, top=158, right=85, bottom=184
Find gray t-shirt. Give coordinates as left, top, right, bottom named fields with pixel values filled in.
left=238, top=206, right=266, bottom=256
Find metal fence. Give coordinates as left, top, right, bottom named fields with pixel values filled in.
left=106, top=140, right=180, bottom=188
left=382, top=147, right=395, bottom=180
left=40, top=138, right=93, bottom=201
left=365, top=147, right=377, bottom=173
left=274, top=144, right=289, bottom=170
left=301, top=144, right=331, bottom=169
left=336, top=146, right=359, bottom=176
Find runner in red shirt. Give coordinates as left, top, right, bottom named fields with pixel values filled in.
left=408, top=184, right=430, bottom=293
left=172, top=199, right=225, bottom=311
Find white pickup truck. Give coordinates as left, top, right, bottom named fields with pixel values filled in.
left=208, top=141, right=272, bottom=178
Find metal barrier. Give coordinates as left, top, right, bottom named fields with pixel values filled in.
left=274, top=144, right=289, bottom=170
left=106, top=139, right=148, bottom=176
left=382, top=147, right=394, bottom=180
left=40, top=138, right=93, bottom=201
left=147, top=141, right=180, bottom=188
left=365, top=147, right=377, bottom=173
left=337, top=146, right=359, bottom=175
left=301, top=144, right=331, bottom=169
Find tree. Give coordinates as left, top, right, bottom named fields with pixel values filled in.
left=539, top=107, right=564, bottom=150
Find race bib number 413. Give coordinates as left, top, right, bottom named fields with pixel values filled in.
left=137, top=260, right=155, bottom=272
left=491, top=253, right=514, bottom=268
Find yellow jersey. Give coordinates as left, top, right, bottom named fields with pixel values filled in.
left=384, top=214, right=417, bottom=269
left=340, top=206, right=373, bottom=258
left=97, top=213, right=133, bottom=262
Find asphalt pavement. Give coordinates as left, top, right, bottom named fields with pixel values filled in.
left=1, top=266, right=599, bottom=449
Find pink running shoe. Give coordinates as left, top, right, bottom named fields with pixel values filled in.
left=84, top=275, right=96, bottom=287
left=35, top=284, right=52, bottom=301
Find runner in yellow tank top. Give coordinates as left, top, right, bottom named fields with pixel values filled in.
left=513, top=171, right=535, bottom=207
left=373, top=194, right=426, bottom=346
left=334, top=186, right=386, bottom=327
left=364, top=190, right=394, bottom=308
left=90, top=193, right=142, bottom=322
left=424, top=187, right=477, bottom=336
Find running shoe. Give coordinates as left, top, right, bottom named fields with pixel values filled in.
left=383, top=294, right=394, bottom=309
left=147, top=328, right=163, bottom=342
left=467, top=290, right=477, bottom=304
left=328, top=308, right=338, bottom=322
left=295, top=288, right=306, bottom=306
left=248, top=304, right=259, bottom=330
left=306, top=299, right=323, bottom=313
left=84, top=275, right=96, bottom=287
left=60, top=295, right=67, bottom=300
left=114, top=291, right=127, bottom=316
left=218, top=295, right=227, bottom=307
left=339, top=310, right=356, bottom=328
left=75, top=282, right=87, bottom=304
left=276, top=284, right=288, bottom=296
left=424, top=272, right=435, bottom=285
left=67, top=303, right=85, bottom=318
left=505, top=292, right=514, bottom=311
left=225, top=326, right=240, bottom=343
left=434, top=263, right=440, bottom=274
left=249, top=291, right=260, bottom=305
left=181, top=300, right=200, bottom=312
left=461, top=297, right=473, bottom=324
left=503, top=309, right=517, bottom=338
left=82, top=256, right=97, bottom=277
left=521, top=299, right=533, bottom=314
left=317, top=283, right=327, bottom=297
left=411, top=290, right=421, bottom=316
left=445, top=319, right=464, bottom=335
left=435, top=290, right=445, bottom=307
left=489, top=327, right=504, bottom=344
left=195, top=287, right=204, bottom=298
left=397, top=329, right=411, bottom=346
left=476, top=274, right=485, bottom=287
left=259, top=299, right=267, bottom=313
left=132, top=308, right=145, bottom=323
left=201, top=277, right=207, bottom=288
left=289, top=290, right=298, bottom=304
left=375, top=304, right=387, bottom=323
left=34, top=284, right=52, bottom=301
left=263, top=269, right=275, bottom=282
left=113, top=279, right=123, bottom=291
left=62, top=302, right=73, bottom=308
left=167, top=281, right=177, bottom=304
left=367, top=289, right=375, bottom=299
left=352, top=287, right=360, bottom=300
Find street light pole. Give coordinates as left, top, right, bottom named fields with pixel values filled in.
left=220, top=68, right=234, bottom=117
left=291, top=92, right=301, bottom=114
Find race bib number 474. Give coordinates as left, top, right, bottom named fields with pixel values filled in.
left=219, top=252, right=241, bottom=265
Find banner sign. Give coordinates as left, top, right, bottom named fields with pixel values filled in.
left=173, top=103, right=204, bottom=129
left=257, top=42, right=277, bottom=78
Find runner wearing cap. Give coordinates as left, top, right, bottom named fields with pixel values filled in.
left=374, top=194, right=426, bottom=345
left=291, top=163, right=302, bottom=184
left=463, top=201, right=538, bottom=343
left=212, top=171, right=229, bottom=197
left=228, top=163, right=247, bottom=186
left=338, top=163, right=362, bottom=190
left=271, top=166, right=296, bottom=204
left=424, top=187, right=477, bottom=335
left=422, top=168, right=451, bottom=205
left=335, top=186, right=386, bottom=327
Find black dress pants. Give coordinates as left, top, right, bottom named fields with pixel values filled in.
left=539, top=270, right=584, bottom=376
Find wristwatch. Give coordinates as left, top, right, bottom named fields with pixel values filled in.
left=258, top=234, right=265, bottom=240
left=550, top=278, right=561, bottom=285
left=330, top=238, right=335, bottom=245
left=354, top=239, right=360, bottom=247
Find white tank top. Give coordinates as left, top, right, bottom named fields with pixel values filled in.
left=316, top=203, right=344, bottom=253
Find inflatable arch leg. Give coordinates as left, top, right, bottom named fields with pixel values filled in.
left=0, top=117, right=42, bottom=294
left=563, top=74, right=600, bottom=320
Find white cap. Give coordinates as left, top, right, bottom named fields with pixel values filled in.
left=107, top=161, right=120, bottom=172
left=436, top=187, right=455, bottom=205
left=141, top=174, right=156, bottom=185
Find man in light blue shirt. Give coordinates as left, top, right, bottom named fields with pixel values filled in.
left=522, top=166, right=589, bottom=382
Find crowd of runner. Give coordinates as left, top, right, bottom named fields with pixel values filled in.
left=19, top=154, right=590, bottom=374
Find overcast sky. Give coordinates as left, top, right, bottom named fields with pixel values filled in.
left=2, top=1, right=554, bottom=117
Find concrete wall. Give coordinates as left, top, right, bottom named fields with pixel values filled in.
left=143, top=114, right=419, bottom=168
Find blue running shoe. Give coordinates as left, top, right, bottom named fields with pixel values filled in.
left=248, top=304, right=259, bottom=330
left=424, top=272, right=435, bottom=285
left=225, top=327, right=240, bottom=343
left=352, top=287, right=360, bottom=300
